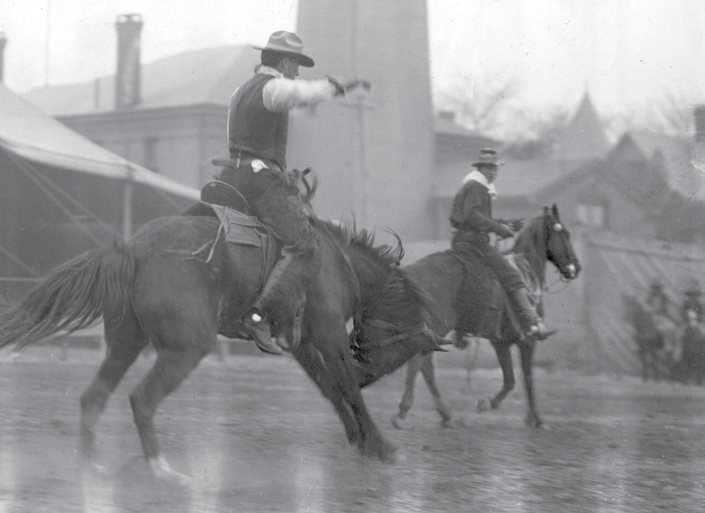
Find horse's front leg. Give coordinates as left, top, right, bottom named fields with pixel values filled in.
left=292, top=341, right=360, bottom=444
left=312, top=319, right=396, bottom=462
left=477, top=339, right=515, bottom=412
left=518, top=339, right=542, bottom=428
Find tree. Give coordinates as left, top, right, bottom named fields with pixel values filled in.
left=435, top=72, right=519, bottom=138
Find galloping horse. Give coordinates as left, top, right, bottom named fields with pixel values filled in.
left=0, top=209, right=441, bottom=480
left=391, top=205, right=580, bottom=429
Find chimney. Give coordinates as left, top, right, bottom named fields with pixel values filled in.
left=0, top=32, right=7, bottom=83
left=694, top=105, right=705, bottom=143
left=694, top=105, right=705, bottom=173
left=114, top=13, right=143, bottom=110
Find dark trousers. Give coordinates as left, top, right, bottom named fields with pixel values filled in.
left=452, top=231, right=538, bottom=330
left=452, top=232, right=525, bottom=291
left=218, top=161, right=320, bottom=326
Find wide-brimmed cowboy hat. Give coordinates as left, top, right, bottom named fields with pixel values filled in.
left=253, top=31, right=315, bottom=68
left=473, top=148, right=504, bottom=168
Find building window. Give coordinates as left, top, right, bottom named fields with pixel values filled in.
left=577, top=203, right=607, bottom=228
left=144, top=137, right=159, bottom=173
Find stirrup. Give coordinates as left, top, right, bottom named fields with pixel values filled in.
left=526, top=324, right=557, bottom=341
left=243, top=312, right=283, bottom=355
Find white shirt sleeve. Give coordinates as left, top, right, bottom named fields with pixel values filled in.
left=263, top=78, right=338, bottom=113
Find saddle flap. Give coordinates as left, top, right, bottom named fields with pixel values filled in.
left=211, top=205, right=265, bottom=247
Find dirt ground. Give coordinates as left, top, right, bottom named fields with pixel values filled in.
left=1, top=346, right=704, bottom=513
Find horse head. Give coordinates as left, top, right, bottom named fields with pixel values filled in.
left=513, top=204, right=580, bottom=282
left=542, top=204, right=580, bottom=280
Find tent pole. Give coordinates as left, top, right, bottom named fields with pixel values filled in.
left=123, top=166, right=134, bottom=241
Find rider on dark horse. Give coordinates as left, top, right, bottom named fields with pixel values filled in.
left=220, top=30, right=368, bottom=354
left=449, top=148, right=556, bottom=342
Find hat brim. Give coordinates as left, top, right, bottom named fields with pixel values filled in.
left=253, top=46, right=315, bottom=67
left=473, top=162, right=499, bottom=168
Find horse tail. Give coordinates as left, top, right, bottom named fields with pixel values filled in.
left=0, top=241, right=136, bottom=350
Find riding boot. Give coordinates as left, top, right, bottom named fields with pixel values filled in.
left=508, top=287, right=557, bottom=341
left=242, top=312, right=283, bottom=355
left=246, top=245, right=308, bottom=353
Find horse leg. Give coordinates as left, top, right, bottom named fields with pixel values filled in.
left=313, top=320, right=396, bottom=461
left=292, top=342, right=360, bottom=444
left=517, top=340, right=542, bottom=428
left=129, top=343, right=211, bottom=482
left=419, top=352, right=454, bottom=427
left=79, top=303, right=147, bottom=468
left=477, top=340, right=515, bottom=412
left=638, top=348, right=648, bottom=382
left=391, top=353, right=422, bottom=430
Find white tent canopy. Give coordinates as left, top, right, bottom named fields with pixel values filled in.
left=0, top=83, right=198, bottom=200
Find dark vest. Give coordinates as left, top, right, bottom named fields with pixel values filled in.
left=228, top=73, right=289, bottom=170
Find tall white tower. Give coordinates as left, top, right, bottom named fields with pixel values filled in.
left=290, top=0, right=435, bottom=241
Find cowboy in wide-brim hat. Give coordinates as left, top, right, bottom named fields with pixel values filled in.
left=222, top=30, right=369, bottom=355
left=253, top=30, right=315, bottom=68
left=472, top=147, right=504, bottom=168
left=450, top=146, right=557, bottom=341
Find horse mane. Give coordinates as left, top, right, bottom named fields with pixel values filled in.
left=317, top=218, right=405, bottom=268
left=512, top=214, right=544, bottom=258
left=312, top=217, right=432, bottom=326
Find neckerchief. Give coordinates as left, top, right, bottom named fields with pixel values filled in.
left=461, top=170, right=497, bottom=198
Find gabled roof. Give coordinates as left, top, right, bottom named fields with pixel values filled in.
left=24, top=46, right=259, bottom=116
left=434, top=157, right=591, bottom=199
left=557, top=93, right=610, bottom=160
left=0, top=83, right=198, bottom=200
left=433, top=115, right=488, bottom=139
left=610, top=131, right=703, bottom=202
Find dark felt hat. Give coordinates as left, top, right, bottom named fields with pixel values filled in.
left=472, top=148, right=503, bottom=168
left=253, top=31, right=315, bottom=67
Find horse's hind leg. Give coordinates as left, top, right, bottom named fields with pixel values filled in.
left=80, top=303, right=147, bottom=466
left=391, top=353, right=422, bottom=429
left=129, top=341, right=210, bottom=481
left=477, top=340, right=515, bottom=412
left=419, top=353, right=453, bottom=427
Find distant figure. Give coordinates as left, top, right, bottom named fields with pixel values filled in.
left=645, top=280, right=669, bottom=317
left=681, top=282, right=703, bottom=324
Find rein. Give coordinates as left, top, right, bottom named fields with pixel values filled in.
left=362, top=317, right=431, bottom=347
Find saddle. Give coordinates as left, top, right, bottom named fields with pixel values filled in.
left=452, top=250, right=539, bottom=339
left=185, top=179, right=279, bottom=284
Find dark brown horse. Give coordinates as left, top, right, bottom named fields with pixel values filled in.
left=0, top=212, right=440, bottom=481
left=391, top=205, right=580, bottom=429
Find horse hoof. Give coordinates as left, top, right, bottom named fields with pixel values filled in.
left=524, top=416, right=543, bottom=429
left=391, top=414, right=414, bottom=430
left=476, top=399, right=492, bottom=412
left=79, top=458, right=111, bottom=478
left=147, top=457, right=192, bottom=485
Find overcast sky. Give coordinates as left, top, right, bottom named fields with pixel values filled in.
left=2, top=0, right=705, bottom=119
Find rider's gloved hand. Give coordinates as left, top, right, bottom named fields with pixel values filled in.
left=328, top=77, right=371, bottom=97
left=327, top=76, right=346, bottom=96
left=496, top=224, right=515, bottom=239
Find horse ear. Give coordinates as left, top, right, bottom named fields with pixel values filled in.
left=543, top=206, right=550, bottom=216
left=552, top=204, right=560, bottom=221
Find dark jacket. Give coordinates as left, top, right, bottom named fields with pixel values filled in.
left=449, top=180, right=508, bottom=235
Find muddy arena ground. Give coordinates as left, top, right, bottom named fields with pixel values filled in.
left=0, top=344, right=704, bottom=513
